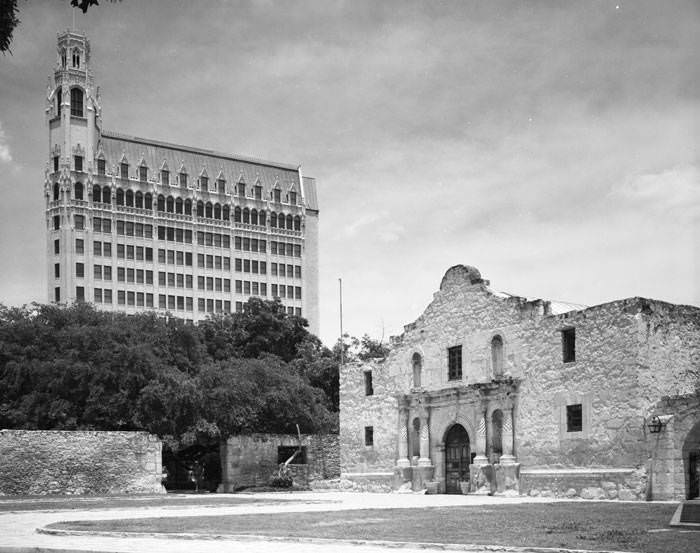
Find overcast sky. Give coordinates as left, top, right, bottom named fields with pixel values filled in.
left=0, top=0, right=698, bottom=346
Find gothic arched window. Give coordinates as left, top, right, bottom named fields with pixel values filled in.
left=157, top=195, right=165, bottom=212
left=412, top=353, right=422, bottom=388
left=144, top=193, right=152, bottom=210
left=125, top=189, right=134, bottom=207
left=74, top=182, right=83, bottom=201
left=184, top=199, right=192, bottom=216
left=251, top=209, right=258, bottom=225
left=116, top=188, right=124, bottom=206
left=175, top=198, right=183, bottom=214
left=286, top=214, right=293, bottom=229
left=214, top=203, right=221, bottom=220
left=205, top=202, right=213, bottom=219
left=294, top=215, right=301, bottom=231
left=53, top=183, right=60, bottom=201
left=92, top=184, right=101, bottom=203
left=135, top=191, right=143, bottom=208
left=233, top=206, right=241, bottom=223
left=70, top=88, right=84, bottom=117
left=259, top=211, right=266, bottom=226
left=242, top=208, right=250, bottom=224
left=196, top=201, right=204, bottom=217
left=491, top=335, right=504, bottom=377
left=166, top=196, right=174, bottom=213
left=56, top=88, right=62, bottom=117
left=270, top=212, right=277, bottom=228
left=102, top=186, right=111, bottom=204
left=222, top=205, right=230, bottom=221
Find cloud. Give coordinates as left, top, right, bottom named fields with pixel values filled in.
left=0, top=123, right=12, bottom=163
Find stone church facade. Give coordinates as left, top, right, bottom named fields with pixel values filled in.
left=340, top=265, right=700, bottom=500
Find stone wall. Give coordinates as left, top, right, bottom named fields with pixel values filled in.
left=339, top=264, right=700, bottom=499
left=218, top=433, right=339, bottom=492
left=0, top=430, right=163, bottom=496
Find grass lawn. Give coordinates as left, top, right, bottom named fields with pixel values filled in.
left=0, top=493, right=304, bottom=513
left=48, top=502, right=697, bottom=553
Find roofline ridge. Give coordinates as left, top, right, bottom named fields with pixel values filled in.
left=101, top=130, right=301, bottom=172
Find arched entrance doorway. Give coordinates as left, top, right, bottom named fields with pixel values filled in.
left=444, top=424, right=470, bottom=494
left=683, top=420, right=700, bottom=499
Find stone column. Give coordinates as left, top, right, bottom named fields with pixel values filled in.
left=396, top=406, right=410, bottom=468
left=418, top=417, right=431, bottom=466
left=473, top=413, right=488, bottom=466
left=500, top=408, right=516, bottom=465
left=434, top=442, right=445, bottom=482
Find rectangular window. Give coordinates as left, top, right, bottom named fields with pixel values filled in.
left=235, top=301, right=243, bottom=313
left=93, top=265, right=101, bottom=279
left=117, top=244, right=125, bottom=259
left=224, top=257, right=230, bottom=271
left=294, top=244, right=302, bottom=257
left=289, top=191, right=297, bottom=205
left=159, top=294, right=166, bottom=309
left=224, top=279, right=231, bottom=293
left=52, top=215, right=59, bottom=231
left=75, top=262, right=84, bottom=278
left=94, top=288, right=103, bottom=303
left=186, top=275, right=193, bottom=288
left=185, top=230, right=192, bottom=244
left=177, top=273, right=184, bottom=288
left=235, top=280, right=242, bottom=294
left=271, top=263, right=278, bottom=276
left=260, top=283, right=267, bottom=296
left=93, top=241, right=102, bottom=256
left=295, top=266, right=301, bottom=279
left=252, top=282, right=259, bottom=295
left=101, top=242, right=111, bottom=257
left=118, top=267, right=126, bottom=282
left=271, top=284, right=278, bottom=297
left=120, top=162, right=128, bottom=179
left=223, top=235, right=230, bottom=249
left=271, top=241, right=277, bottom=255
left=243, top=238, right=250, bottom=251
left=74, top=215, right=84, bottom=230
left=144, top=224, right=152, bottom=238
left=54, top=239, right=60, bottom=254
left=234, top=236, right=242, bottom=250
left=168, top=272, right=176, bottom=287
left=251, top=239, right=258, bottom=252
left=206, top=299, right=214, bottom=313
left=161, top=170, right=169, bottom=186
left=126, top=245, right=134, bottom=260
left=54, top=263, right=60, bottom=279
left=364, top=426, right=374, bottom=447
left=146, top=293, right=153, bottom=307
left=566, top=404, right=583, bottom=432
left=136, top=292, right=144, bottom=307
left=206, top=233, right=213, bottom=247
left=244, top=281, right=251, bottom=295
left=74, top=155, right=83, bottom=172
left=198, top=298, right=205, bottom=312
left=179, top=173, right=187, bottom=187
left=136, top=246, right=144, bottom=261
left=167, top=250, right=175, bottom=264
left=295, top=286, right=301, bottom=300
left=206, top=255, right=214, bottom=269
left=104, top=289, right=113, bottom=304
left=206, top=277, right=214, bottom=291
left=139, top=166, right=147, bottom=182
left=243, top=259, right=250, bottom=273
left=54, top=286, right=60, bottom=302
left=562, top=328, right=576, bottom=363
left=103, top=266, right=112, bottom=281
left=176, top=251, right=184, bottom=266
left=127, top=291, right=135, bottom=306
left=186, top=297, right=193, bottom=311
left=53, top=156, right=59, bottom=173
left=136, top=269, right=144, bottom=284
left=102, top=219, right=111, bottom=234
left=364, top=371, right=373, bottom=396
left=215, top=256, right=222, bottom=270
left=118, top=221, right=125, bottom=235
left=126, top=222, right=134, bottom=236
left=93, top=217, right=102, bottom=233
left=259, top=240, right=266, bottom=254
left=145, top=270, right=153, bottom=284
left=97, top=158, right=105, bottom=175
left=448, top=345, right=462, bottom=381
left=76, top=286, right=85, bottom=302
left=168, top=295, right=175, bottom=310
left=279, top=264, right=286, bottom=277
left=185, top=252, right=192, bottom=266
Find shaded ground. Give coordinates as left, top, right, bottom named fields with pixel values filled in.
left=49, top=502, right=697, bottom=553
left=0, top=493, right=308, bottom=513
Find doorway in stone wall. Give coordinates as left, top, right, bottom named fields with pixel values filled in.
left=683, top=420, right=700, bottom=499
left=445, top=424, right=470, bottom=494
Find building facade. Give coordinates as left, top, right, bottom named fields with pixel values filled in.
left=340, top=264, right=700, bottom=500
left=44, top=30, right=320, bottom=334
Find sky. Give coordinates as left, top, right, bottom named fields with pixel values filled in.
left=0, top=0, right=698, bottom=347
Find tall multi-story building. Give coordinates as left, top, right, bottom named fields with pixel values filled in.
left=44, top=30, right=319, bottom=334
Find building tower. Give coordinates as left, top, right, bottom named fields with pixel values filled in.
left=44, top=30, right=320, bottom=335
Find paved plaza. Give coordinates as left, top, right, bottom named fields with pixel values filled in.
left=0, top=491, right=566, bottom=553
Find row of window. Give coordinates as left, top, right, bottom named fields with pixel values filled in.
left=55, top=287, right=302, bottom=316
left=52, top=182, right=302, bottom=226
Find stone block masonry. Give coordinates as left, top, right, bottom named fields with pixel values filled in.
left=0, top=430, right=164, bottom=495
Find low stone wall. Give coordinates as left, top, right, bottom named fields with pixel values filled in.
left=219, top=433, right=339, bottom=492
left=314, top=472, right=394, bottom=492
left=0, top=430, right=164, bottom=496
left=519, top=467, right=647, bottom=500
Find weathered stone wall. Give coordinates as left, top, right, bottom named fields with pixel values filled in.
left=339, top=360, right=398, bottom=474
left=339, top=264, right=700, bottom=499
left=219, top=433, right=339, bottom=492
left=0, top=430, right=163, bottom=496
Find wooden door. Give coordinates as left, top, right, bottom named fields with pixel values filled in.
left=445, top=424, right=470, bottom=494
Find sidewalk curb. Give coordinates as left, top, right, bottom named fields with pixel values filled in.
left=36, top=527, right=637, bottom=553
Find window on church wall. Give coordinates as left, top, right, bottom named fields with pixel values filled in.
left=237, top=182, right=245, bottom=196
left=97, top=158, right=105, bottom=175
left=566, top=404, right=582, bottom=432
left=60, top=48, right=66, bottom=68
left=448, top=345, right=462, bottom=380
left=273, top=188, right=281, bottom=203
left=74, top=156, right=83, bottom=172
left=254, top=185, right=262, bottom=200
left=53, top=183, right=60, bottom=201
left=491, top=335, right=504, bottom=377
left=562, top=328, right=576, bottom=363
left=364, top=426, right=374, bottom=447
left=74, top=182, right=83, bottom=201
left=412, top=353, right=422, bottom=388
left=92, top=185, right=101, bottom=203
left=120, top=162, right=128, bottom=180
left=139, top=166, right=147, bottom=182
left=70, top=88, right=83, bottom=117
left=364, top=371, right=373, bottom=396
left=72, top=48, right=80, bottom=68
left=56, top=89, right=62, bottom=117
left=54, top=156, right=60, bottom=172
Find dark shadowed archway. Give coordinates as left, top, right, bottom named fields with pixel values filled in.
left=444, top=424, right=470, bottom=494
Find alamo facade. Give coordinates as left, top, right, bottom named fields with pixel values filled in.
left=340, top=265, right=700, bottom=500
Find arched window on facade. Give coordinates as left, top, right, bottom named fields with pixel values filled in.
left=184, top=199, right=192, bottom=216
left=74, top=182, right=83, bottom=201
left=259, top=211, right=266, bottom=226
left=175, top=198, right=183, bottom=214
left=197, top=201, right=204, bottom=217
left=286, top=214, right=293, bottom=229
left=56, top=88, right=62, bottom=117
left=116, top=188, right=124, bottom=206
left=70, top=88, right=84, bottom=117
left=233, top=206, right=241, bottom=223
left=60, top=48, right=66, bottom=68
left=166, top=196, right=174, bottom=213
left=205, top=202, right=213, bottom=219
left=72, top=48, right=80, bottom=68
left=222, top=205, right=230, bottom=221
left=294, top=215, right=301, bottom=231
left=270, top=212, right=277, bottom=228
left=135, top=191, right=143, bottom=208
left=144, top=193, right=152, bottom=210
left=92, top=184, right=101, bottom=203
left=125, top=189, right=134, bottom=207
left=242, top=208, right=250, bottom=224
left=491, top=335, right=504, bottom=377
left=491, top=409, right=503, bottom=462
left=251, top=209, right=258, bottom=225
left=53, top=183, right=60, bottom=201
left=412, top=353, right=422, bottom=388
left=214, top=203, right=221, bottom=220
left=411, top=418, right=421, bottom=459
left=157, top=195, right=165, bottom=212
left=102, top=186, right=111, bottom=204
